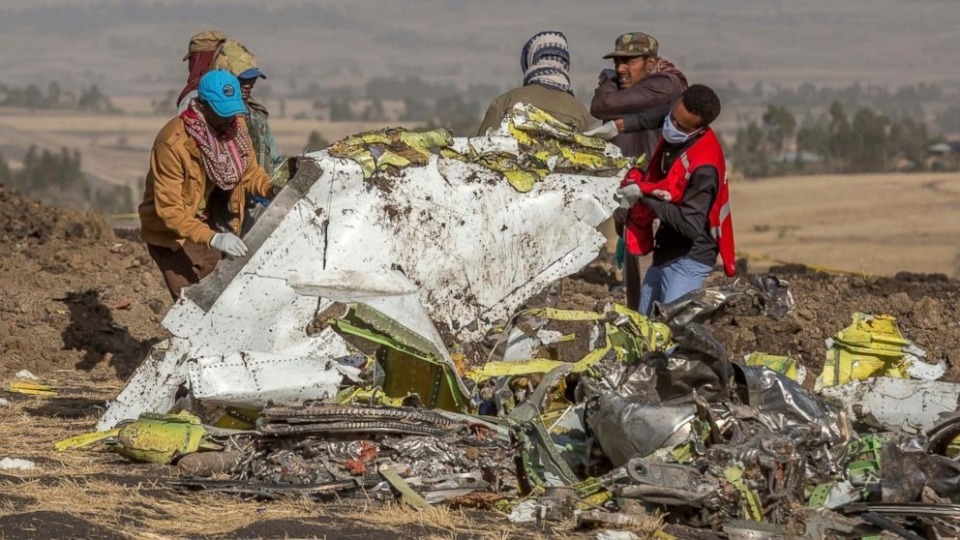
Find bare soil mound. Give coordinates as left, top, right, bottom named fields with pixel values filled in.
left=558, top=257, right=960, bottom=383
left=0, top=183, right=170, bottom=381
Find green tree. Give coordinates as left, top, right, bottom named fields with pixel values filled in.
left=888, top=116, right=928, bottom=168
left=762, top=104, right=796, bottom=153
left=24, top=84, right=45, bottom=110
left=731, top=121, right=771, bottom=178
left=328, top=98, right=354, bottom=121
left=796, top=122, right=830, bottom=157
left=826, top=101, right=854, bottom=169
left=78, top=85, right=119, bottom=113
left=46, top=81, right=61, bottom=108
left=849, top=107, right=890, bottom=172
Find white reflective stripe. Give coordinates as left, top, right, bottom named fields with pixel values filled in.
left=710, top=226, right=721, bottom=240
left=718, top=202, right=730, bottom=222
left=680, top=154, right=691, bottom=179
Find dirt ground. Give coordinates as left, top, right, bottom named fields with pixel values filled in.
left=3, top=183, right=960, bottom=538
left=559, top=255, right=960, bottom=383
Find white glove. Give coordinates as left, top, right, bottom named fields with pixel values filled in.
left=210, top=232, right=248, bottom=258
left=583, top=121, right=620, bottom=141
left=614, top=184, right=643, bottom=209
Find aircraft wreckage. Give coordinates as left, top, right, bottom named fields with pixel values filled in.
left=55, top=105, right=960, bottom=538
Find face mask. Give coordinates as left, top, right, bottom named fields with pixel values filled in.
left=662, top=115, right=698, bottom=144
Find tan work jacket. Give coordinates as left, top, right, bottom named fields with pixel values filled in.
left=139, top=116, right=272, bottom=249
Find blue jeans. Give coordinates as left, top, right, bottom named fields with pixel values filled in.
left=638, top=258, right=713, bottom=315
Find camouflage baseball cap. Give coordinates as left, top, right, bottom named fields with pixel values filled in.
left=212, top=41, right=267, bottom=80
left=602, top=32, right=659, bottom=59
left=182, top=30, right=226, bottom=61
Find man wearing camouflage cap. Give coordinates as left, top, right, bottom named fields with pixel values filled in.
left=587, top=32, right=687, bottom=312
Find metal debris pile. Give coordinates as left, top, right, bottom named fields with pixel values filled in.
left=55, top=109, right=960, bottom=538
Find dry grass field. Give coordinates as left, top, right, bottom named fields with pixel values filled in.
left=0, top=384, right=562, bottom=538
left=730, top=172, right=960, bottom=277
left=0, top=106, right=414, bottom=189
left=0, top=381, right=661, bottom=539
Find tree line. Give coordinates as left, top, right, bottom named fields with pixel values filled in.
left=0, top=82, right=120, bottom=113
left=729, top=101, right=952, bottom=178
left=0, top=147, right=134, bottom=213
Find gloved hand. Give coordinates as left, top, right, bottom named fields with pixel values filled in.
left=210, top=232, right=248, bottom=258
left=614, top=184, right=643, bottom=209
left=583, top=121, right=620, bottom=141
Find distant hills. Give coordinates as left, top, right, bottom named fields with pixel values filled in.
left=0, top=0, right=957, bottom=96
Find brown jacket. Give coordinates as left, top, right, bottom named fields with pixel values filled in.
left=139, top=116, right=272, bottom=249
left=590, top=71, right=685, bottom=158
left=477, top=84, right=592, bottom=135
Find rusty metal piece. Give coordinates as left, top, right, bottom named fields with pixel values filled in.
left=177, top=450, right=244, bottom=477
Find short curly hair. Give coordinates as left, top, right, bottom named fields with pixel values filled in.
left=681, top=84, right=721, bottom=127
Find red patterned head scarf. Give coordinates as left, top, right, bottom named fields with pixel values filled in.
left=179, top=100, right=253, bottom=191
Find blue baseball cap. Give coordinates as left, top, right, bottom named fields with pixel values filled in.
left=239, top=67, right=266, bottom=80
left=198, top=70, right=247, bottom=118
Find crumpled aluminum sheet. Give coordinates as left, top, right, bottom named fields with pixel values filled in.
left=653, top=275, right=795, bottom=329
left=880, top=437, right=960, bottom=502
left=819, top=378, right=960, bottom=434
left=736, top=365, right=849, bottom=448
left=587, top=395, right=696, bottom=467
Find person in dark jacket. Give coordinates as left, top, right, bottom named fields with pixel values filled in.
left=614, top=85, right=735, bottom=315
left=478, top=31, right=591, bottom=134
left=587, top=32, right=687, bottom=313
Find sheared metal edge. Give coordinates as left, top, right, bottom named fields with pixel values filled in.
left=820, top=378, right=960, bottom=434
left=181, top=158, right=321, bottom=314
left=187, top=352, right=355, bottom=408
left=97, top=338, right=189, bottom=431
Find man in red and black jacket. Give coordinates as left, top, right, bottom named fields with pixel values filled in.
left=612, top=84, right=735, bottom=315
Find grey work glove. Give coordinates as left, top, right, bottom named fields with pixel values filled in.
left=210, top=232, right=248, bottom=258
left=614, top=184, right=643, bottom=210
left=583, top=121, right=620, bottom=141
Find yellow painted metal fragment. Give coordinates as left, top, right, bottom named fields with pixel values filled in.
left=4, top=381, right=57, bottom=396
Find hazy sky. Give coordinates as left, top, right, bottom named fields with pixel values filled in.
left=0, top=0, right=958, bottom=96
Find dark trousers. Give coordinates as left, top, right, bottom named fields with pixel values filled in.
left=623, top=253, right=653, bottom=312
left=147, top=242, right=221, bottom=300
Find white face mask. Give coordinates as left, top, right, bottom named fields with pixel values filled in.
left=662, top=114, right=699, bottom=144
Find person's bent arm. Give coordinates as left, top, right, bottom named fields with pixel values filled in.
left=591, top=75, right=677, bottom=119
left=151, top=141, right=216, bottom=245
left=640, top=165, right=718, bottom=241
left=243, top=151, right=275, bottom=199
left=620, top=106, right=670, bottom=133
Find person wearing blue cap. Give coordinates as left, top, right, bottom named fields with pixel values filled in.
left=212, top=40, right=282, bottom=177
left=139, top=69, right=276, bottom=299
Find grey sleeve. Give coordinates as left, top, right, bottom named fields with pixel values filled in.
left=621, top=106, right=670, bottom=133
left=590, top=74, right=681, bottom=119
